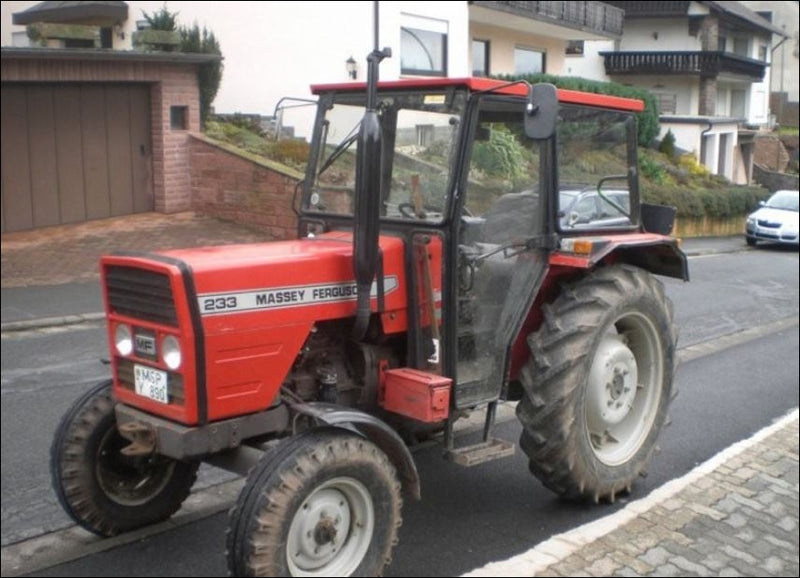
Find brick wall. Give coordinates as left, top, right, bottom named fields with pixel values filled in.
left=753, top=163, right=800, bottom=192
left=151, top=66, right=201, bottom=213
left=189, top=134, right=303, bottom=239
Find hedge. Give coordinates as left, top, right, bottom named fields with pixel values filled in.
left=641, top=184, right=770, bottom=219
left=496, top=73, right=660, bottom=147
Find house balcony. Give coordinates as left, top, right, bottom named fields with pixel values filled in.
left=469, top=1, right=624, bottom=40
left=600, top=51, right=767, bottom=81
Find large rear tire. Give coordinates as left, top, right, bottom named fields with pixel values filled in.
left=51, top=380, right=199, bottom=536
left=227, top=428, right=402, bottom=577
left=516, top=265, right=676, bottom=502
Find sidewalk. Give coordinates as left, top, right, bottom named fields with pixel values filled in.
left=465, top=410, right=799, bottom=578
left=1, top=212, right=271, bottom=328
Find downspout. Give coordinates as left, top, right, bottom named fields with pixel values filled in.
left=700, top=119, right=713, bottom=169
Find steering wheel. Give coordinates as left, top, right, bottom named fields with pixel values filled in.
left=398, top=202, right=422, bottom=219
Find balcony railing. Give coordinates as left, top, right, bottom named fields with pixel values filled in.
left=600, top=51, right=767, bottom=80
left=471, top=1, right=624, bottom=38
left=603, top=1, right=691, bottom=18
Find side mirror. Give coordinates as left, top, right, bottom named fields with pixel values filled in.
left=524, top=83, right=558, bottom=140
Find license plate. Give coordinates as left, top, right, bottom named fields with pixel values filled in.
left=134, top=364, right=169, bottom=404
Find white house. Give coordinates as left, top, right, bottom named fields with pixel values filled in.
left=739, top=0, right=800, bottom=128
left=2, top=1, right=624, bottom=116
left=576, top=1, right=785, bottom=184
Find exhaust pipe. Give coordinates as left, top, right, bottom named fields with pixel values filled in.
left=352, top=2, right=390, bottom=340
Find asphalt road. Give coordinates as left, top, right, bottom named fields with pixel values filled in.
left=2, top=243, right=798, bottom=576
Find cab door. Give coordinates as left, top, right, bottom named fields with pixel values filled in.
left=451, top=96, right=550, bottom=408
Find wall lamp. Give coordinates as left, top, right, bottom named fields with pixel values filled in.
left=346, top=56, right=357, bottom=80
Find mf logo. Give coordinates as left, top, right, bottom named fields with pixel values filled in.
left=135, top=334, right=156, bottom=356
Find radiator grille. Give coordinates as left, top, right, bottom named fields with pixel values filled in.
left=106, top=265, right=178, bottom=326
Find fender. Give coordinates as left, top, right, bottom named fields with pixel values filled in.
left=551, top=234, right=689, bottom=281
left=292, top=402, right=421, bottom=500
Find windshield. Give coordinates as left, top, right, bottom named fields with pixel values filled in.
left=765, top=190, right=799, bottom=212
left=304, top=90, right=467, bottom=222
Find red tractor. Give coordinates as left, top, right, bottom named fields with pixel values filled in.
left=52, top=52, right=687, bottom=576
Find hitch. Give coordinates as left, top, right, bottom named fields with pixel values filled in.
left=118, top=420, right=157, bottom=456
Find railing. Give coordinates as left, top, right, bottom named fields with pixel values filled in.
left=601, top=51, right=767, bottom=80
left=471, top=1, right=624, bottom=38
left=603, top=1, right=690, bottom=17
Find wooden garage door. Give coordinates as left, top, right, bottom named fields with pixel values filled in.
left=1, top=84, right=152, bottom=233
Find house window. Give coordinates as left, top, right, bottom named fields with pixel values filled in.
left=758, top=45, right=768, bottom=62
left=718, top=36, right=727, bottom=52
left=653, top=92, right=677, bottom=115
left=514, top=47, right=545, bottom=75
left=733, top=37, right=749, bottom=57
left=472, top=39, right=490, bottom=76
left=170, top=106, right=188, bottom=130
left=416, top=124, right=435, bottom=147
left=401, top=26, right=447, bottom=76
left=566, top=40, right=584, bottom=55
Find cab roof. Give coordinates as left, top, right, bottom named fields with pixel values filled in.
left=311, top=77, right=645, bottom=113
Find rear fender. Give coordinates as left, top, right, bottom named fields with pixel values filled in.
left=551, top=235, right=689, bottom=281
left=290, top=402, right=421, bottom=500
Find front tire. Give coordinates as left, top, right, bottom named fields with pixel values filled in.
left=517, top=265, right=676, bottom=502
left=746, top=236, right=757, bottom=247
left=227, top=428, right=402, bottom=577
left=51, top=380, right=199, bottom=536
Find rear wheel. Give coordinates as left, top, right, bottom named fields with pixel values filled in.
left=517, top=265, right=676, bottom=502
left=51, top=380, right=199, bottom=536
left=227, top=428, right=402, bottom=577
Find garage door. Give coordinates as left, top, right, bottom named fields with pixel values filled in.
left=1, top=84, right=152, bottom=233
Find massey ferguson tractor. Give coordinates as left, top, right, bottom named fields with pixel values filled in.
left=51, top=47, right=688, bottom=576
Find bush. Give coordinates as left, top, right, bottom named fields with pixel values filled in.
left=471, top=126, right=525, bottom=180
left=641, top=183, right=770, bottom=219
left=658, top=130, right=676, bottom=160
left=496, top=73, right=660, bottom=147
left=272, top=139, right=310, bottom=166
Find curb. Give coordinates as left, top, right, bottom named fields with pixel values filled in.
left=1, top=312, right=105, bottom=333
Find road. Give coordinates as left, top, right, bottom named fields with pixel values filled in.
left=2, top=243, right=798, bottom=576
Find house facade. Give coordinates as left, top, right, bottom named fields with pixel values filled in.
left=577, top=1, right=784, bottom=184
left=739, top=0, right=800, bottom=128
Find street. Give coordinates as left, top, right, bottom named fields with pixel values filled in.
left=2, top=242, right=798, bottom=576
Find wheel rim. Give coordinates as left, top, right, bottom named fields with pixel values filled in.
left=286, top=477, right=375, bottom=577
left=95, top=428, right=175, bottom=506
left=585, top=312, right=664, bottom=466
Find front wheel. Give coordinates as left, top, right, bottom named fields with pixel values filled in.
left=227, top=428, right=402, bottom=577
left=517, top=265, right=677, bottom=502
left=51, top=380, right=199, bottom=536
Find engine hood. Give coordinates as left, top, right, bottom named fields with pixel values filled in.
left=156, top=231, right=407, bottom=328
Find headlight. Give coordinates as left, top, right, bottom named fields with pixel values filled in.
left=114, top=324, right=133, bottom=356
left=746, top=215, right=756, bottom=224
left=162, top=335, right=182, bottom=370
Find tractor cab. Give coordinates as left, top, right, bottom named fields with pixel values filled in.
left=297, top=78, right=683, bottom=450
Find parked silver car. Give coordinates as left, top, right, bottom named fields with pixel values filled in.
left=745, top=189, right=799, bottom=247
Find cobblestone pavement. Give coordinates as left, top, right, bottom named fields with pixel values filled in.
left=466, top=411, right=799, bottom=578
left=1, top=212, right=272, bottom=288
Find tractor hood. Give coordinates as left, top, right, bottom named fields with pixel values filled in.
left=157, top=231, right=407, bottom=330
